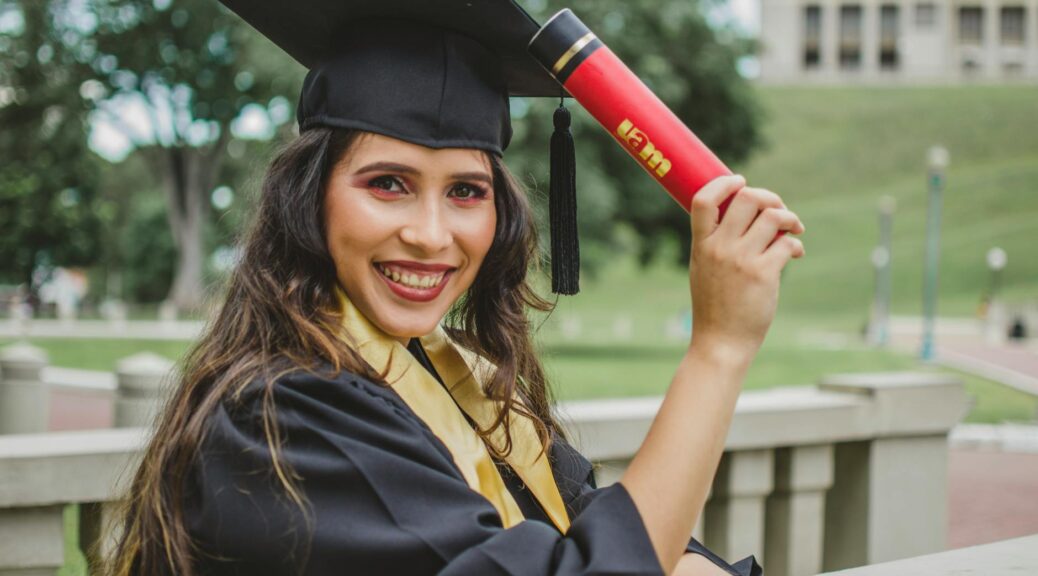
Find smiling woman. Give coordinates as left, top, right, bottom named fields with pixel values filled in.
left=104, top=0, right=802, bottom=575
left=324, top=133, right=498, bottom=337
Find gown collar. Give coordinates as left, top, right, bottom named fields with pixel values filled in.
left=336, top=288, right=571, bottom=533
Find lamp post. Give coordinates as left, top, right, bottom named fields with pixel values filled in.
left=984, top=247, right=1008, bottom=345
left=868, top=196, right=896, bottom=347
left=920, top=146, right=948, bottom=362
left=986, top=247, right=1007, bottom=302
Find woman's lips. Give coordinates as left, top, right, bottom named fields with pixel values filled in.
left=374, top=262, right=455, bottom=303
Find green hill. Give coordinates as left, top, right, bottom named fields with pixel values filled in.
left=742, top=85, right=1038, bottom=317
left=540, top=85, right=1038, bottom=344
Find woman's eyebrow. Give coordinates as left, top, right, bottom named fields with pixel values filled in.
left=451, top=171, right=493, bottom=186
left=354, top=161, right=492, bottom=185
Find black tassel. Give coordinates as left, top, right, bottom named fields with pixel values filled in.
left=550, top=101, right=579, bottom=295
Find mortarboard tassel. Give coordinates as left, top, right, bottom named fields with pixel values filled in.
left=549, top=99, right=580, bottom=295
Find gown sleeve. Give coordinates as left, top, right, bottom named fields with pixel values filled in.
left=549, top=435, right=764, bottom=576
left=184, top=369, right=665, bottom=575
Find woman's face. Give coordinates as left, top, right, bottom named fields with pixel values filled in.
left=324, top=132, right=497, bottom=341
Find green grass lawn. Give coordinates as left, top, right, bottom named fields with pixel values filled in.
left=5, top=322, right=1035, bottom=424
left=740, top=85, right=1038, bottom=317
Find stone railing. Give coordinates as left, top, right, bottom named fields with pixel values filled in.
left=0, top=343, right=173, bottom=434
left=816, top=533, right=1038, bottom=575
left=0, top=429, right=144, bottom=575
left=0, top=347, right=970, bottom=575
left=562, top=372, right=971, bottom=575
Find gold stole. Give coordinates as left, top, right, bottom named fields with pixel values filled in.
left=337, top=290, right=571, bottom=533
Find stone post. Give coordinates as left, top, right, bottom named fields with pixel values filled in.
left=0, top=505, right=65, bottom=575
left=704, top=449, right=774, bottom=565
left=819, top=372, right=968, bottom=571
left=115, top=352, right=174, bottom=428
left=0, top=343, right=49, bottom=434
left=765, top=444, right=835, bottom=576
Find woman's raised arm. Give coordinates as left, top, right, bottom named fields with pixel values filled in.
left=619, top=174, right=805, bottom=574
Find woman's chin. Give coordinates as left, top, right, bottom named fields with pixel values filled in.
left=372, top=308, right=443, bottom=341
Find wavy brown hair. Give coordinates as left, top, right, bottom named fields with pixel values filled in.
left=107, top=127, right=564, bottom=576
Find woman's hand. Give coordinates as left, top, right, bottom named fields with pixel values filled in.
left=688, top=175, right=805, bottom=367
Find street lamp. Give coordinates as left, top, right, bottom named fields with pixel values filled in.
left=920, top=146, right=948, bottom=361
left=868, top=196, right=896, bottom=347
left=986, top=247, right=1007, bottom=303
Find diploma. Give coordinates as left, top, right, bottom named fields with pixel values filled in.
left=530, top=9, right=746, bottom=220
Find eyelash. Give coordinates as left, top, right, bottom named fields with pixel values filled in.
left=368, top=175, right=489, bottom=201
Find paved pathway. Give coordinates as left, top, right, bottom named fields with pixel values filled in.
left=948, top=447, right=1038, bottom=548
left=938, top=340, right=1038, bottom=397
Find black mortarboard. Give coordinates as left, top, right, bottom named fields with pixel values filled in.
left=218, top=0, right=580, bottom=293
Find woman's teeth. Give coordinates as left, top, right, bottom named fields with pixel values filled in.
left=377, top=264, right=447, bottom=290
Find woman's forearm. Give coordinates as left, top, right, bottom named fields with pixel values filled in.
left=619, top=344, right=751, bottom=574
left=619, top=174, right=805, bottom=574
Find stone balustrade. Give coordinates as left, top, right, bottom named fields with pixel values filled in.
left=816, top=533, right=1038, bottom=576
left=562, top=372, right=970, bottom=575
left=0, top=355, right=971, bottom=576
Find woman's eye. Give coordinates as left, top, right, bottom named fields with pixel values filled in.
left=449, top=183, right=487, bottom=201
left=369, top=175, right=404, bottom=193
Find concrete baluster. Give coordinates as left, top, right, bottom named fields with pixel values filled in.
left=115, top=352, right=174, bottom=428
left=765, top=444, right=835, bottom=576
left=0, top=505, right=65, bottom=575
left=0, top=343, right=49, bottom=434
left=703, top=449, right=774, bottom=565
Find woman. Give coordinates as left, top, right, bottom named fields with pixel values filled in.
left=109, top=3, right=805, bottom=576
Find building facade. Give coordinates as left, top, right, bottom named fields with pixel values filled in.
left=758, top=0, right=1038, bottom=82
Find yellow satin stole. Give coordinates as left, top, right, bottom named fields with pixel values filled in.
left=337, top=290, right=570, bottom=533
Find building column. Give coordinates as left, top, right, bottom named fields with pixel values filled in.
left=1027, top=0, right=1038, bottom=75
left=822, top=0, right=841, bottom=75
left=984, top=0, right=1001, bottom=77
left=862, top=0, right=880, bottom=77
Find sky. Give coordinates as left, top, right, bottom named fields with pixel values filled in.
left=718, top=0, right=761, bottom=35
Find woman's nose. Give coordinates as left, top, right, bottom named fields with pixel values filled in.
left=399, top=200, right=453, bottom=254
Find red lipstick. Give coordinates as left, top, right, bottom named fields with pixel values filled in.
left=373, top=262, right=455, bottom=303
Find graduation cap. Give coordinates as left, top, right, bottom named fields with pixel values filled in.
left=218, top=0, right=581, bottom=294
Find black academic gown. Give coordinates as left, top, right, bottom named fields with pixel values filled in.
left=184, top=345, right=763, bottom=575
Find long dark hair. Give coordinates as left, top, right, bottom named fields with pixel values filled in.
left=108, top=127, right=563, bottom=575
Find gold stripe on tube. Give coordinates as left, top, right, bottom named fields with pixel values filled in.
left=551, top=32, right=597, bottom=75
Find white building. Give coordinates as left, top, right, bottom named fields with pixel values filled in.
left=758, top=0, right=1038, bottom=82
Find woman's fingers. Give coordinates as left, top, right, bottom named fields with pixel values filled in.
left=762, top=234, right=806, bottom=274
left=715, top=187, right=786, bottom=242
left=690, top=175, right=745, bottom=242
left=741, top=207, right=805, bottom=254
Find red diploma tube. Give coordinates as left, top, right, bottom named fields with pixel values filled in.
left=530, top=9, right=739, bottom=217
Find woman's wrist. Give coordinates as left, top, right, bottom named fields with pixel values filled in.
left=686, top=335, right=758, bottom=376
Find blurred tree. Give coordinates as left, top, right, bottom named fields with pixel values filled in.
left=5, top=0, right=755, bottom=308
left=0, top=1, right=102, bottom=289
left=509, top=0, right=762, bottom=268
left=85, top=0, right=300, bottom=311
left=90, top=150, right=175, bottom=303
